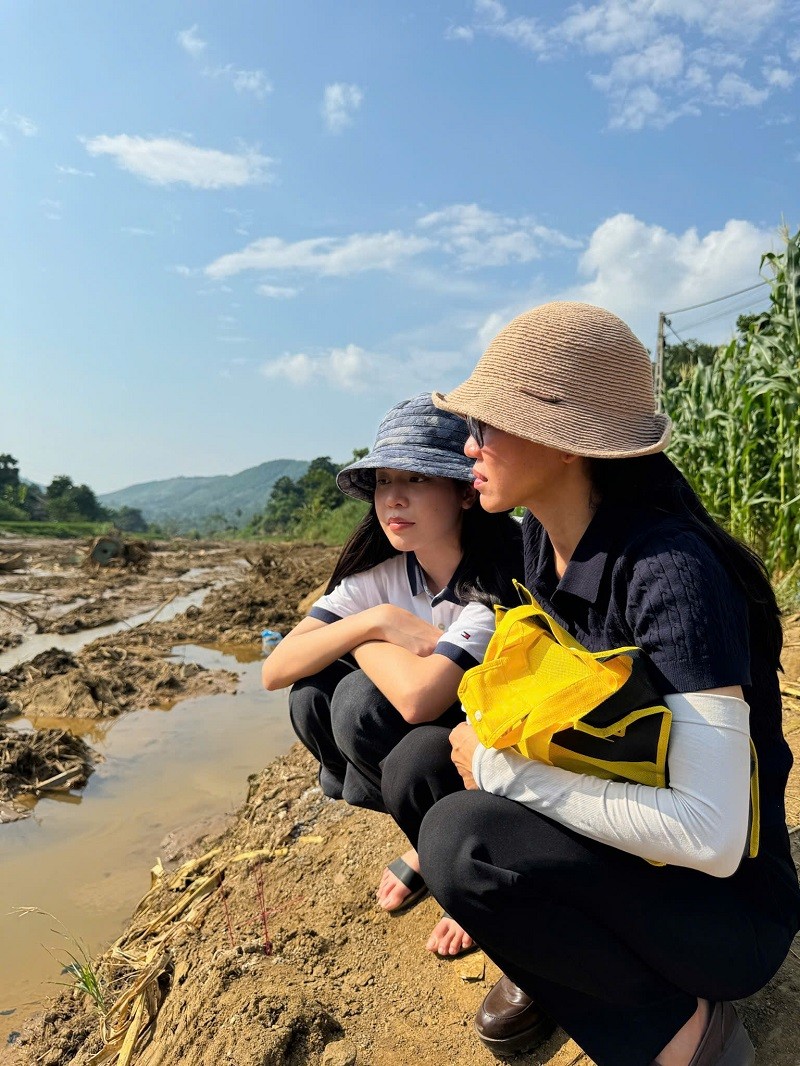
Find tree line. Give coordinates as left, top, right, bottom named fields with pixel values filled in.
left=0, top=456, right=147, bottom=531
left=245, top=451, right=368, bottom=538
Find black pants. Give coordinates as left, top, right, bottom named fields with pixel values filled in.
left=382, top=726, right=800, bottom=1066
left=289, top=661, right=462, bottom=813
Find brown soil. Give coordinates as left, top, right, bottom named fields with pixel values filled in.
left=3, top=543, right=800, bottom=1066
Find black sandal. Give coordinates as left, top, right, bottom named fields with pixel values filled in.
left=383, top=856, right=429, bottom=913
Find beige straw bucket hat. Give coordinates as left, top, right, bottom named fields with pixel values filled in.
left=432, top=301, right=671, bottom=458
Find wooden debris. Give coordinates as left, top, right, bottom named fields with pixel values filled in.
left=0, top=552, right=25, bottom=573
left=84, top=536, right=151, bottom=572
left=0, top=723, right=96, bottom=819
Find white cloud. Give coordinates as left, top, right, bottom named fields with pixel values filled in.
left=206, top=205, right=575, bottom=282
left=714, top=72, right=770, bottom=107
left=261, top=344, right=377, bottom=391
left=417, top=203, right=579, bottom=267
left=322, top=83, right=364, bottom=133
left=468, top=0, right=547, bottom=53
left=82, top=135, right=274, bottom=189
left=56, top=164, right=95, bottom=177
left=474, top=213, right=773, bottom=353
left=449, top=1, right=790, bottom=129
left=0, top=109, right=38, bottom=139
left=762, top=64, right=795, bottom=89
left=178, top=25, right=207, bottom=57
left=206, top=230, right=432, bottom=279
left=205, top=65, right=273, bottom=99
left=591, top=35, right=685, bottom=90
left=178, top=23, right=271, bottom=98
left=257, top=283, right=300, bottom=299
left=445, top=25, right=475, bottom=41
left=121, top=226, right=155, bottom=236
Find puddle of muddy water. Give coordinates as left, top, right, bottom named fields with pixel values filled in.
left=0, top=645, right=295, bottom=1045
left=0, top=587, right=214, bottom=673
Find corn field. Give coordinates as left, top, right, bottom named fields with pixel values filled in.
left=664, top=227, right=800, bottom=580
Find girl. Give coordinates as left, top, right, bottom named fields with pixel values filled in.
left=262, top=393, right=521, bottom=956
left=381, top=303, right=800, bottom=1066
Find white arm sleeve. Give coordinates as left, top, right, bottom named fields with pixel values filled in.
left=471, top=692, right=751, bottom=878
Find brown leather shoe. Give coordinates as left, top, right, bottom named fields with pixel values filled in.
left=474, top=975, right=556, bottom=1056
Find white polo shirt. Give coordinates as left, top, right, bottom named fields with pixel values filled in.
left=309, top=553, right=495, bottom=671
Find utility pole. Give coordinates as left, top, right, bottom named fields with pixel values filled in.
left=654, top=312, right=666, bottom=412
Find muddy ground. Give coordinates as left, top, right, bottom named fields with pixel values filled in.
left=3, top=538, right=800, bottom=1066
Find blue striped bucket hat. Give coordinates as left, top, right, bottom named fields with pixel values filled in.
left=336, top=393, right=473, bottom=501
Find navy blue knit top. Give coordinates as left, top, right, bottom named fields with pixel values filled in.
left=521, top=505, right=792, bottom=834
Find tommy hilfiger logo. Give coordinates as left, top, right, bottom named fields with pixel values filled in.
left=461, top=631, right=472, bottom=640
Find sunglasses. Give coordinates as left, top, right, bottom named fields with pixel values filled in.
left=465, top=415, right=487, bottom=447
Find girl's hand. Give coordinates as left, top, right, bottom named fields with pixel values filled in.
left=450, top=722, right=479, bottom=789
left=367, top=604, right=441, bottom=656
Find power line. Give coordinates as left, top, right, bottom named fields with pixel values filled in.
left=674, top=293, right=768, bottom=335
left=663, top=280, right=768, bottom=317
left=655, top=280, right=770, bottom=405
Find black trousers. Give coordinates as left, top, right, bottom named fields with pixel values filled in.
left=289, top=661, right=462, bottom=813
left=381, top=725, right=800, bottom=1066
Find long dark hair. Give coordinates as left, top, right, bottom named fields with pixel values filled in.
left=590, top=452, right=782, bottom=667
left=325, top=495, right=521, bottom=607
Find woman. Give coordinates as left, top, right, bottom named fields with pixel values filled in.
left=262, top=392, right=521, bottom=956
left=380, top=303, right=800, bottom=1065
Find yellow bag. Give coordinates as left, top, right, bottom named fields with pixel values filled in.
left=459, top=582, right=671, bottom=787
left=458, top=581, right=760, bottom=859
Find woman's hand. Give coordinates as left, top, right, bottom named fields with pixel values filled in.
left=367, top=604, right=441, bottom=656
left=450, top=721, right=480, bottom=789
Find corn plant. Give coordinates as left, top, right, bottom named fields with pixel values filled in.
left=665, top=227, right=800, bottom=579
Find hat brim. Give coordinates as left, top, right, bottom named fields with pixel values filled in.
left=432, top=384, right=671, bottom=460
left=337, top=450, right=474, bottom=502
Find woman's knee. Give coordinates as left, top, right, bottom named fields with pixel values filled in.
left=418, top=791, right=514, bottom=914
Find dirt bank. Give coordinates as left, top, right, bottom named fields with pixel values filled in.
left=4, top=545, right=800, bottom=1065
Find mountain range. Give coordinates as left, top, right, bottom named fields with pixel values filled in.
left=99, top=459, right=309, bottom=525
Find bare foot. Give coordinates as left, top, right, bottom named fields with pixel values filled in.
left=376, top=848, right=422, bottom=911
left=426, top=914, right=474, bottom=957
left=654, top=999, right=710, bottom=1066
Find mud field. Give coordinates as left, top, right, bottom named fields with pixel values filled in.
left=2, top=537, right=800, bottom=1066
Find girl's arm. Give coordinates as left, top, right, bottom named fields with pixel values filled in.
left=261, top=606, right=441, bottom=691
left=470, top=687, right=752, bottom=877
left=353, top=599, right=497, bottom=724
left=352, top=641, right=465, bottom=724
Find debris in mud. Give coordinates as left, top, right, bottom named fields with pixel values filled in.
left=0, top=723, right=96, bottom=822
left=84, top=536, right=151, bottom=572
left=0, top=642, right=238, bottom=721
left=0, top=632, right=23, bottom=654
left=180, top=543, right=338, bottom=646
left=0, top=552, right=26, bottom=573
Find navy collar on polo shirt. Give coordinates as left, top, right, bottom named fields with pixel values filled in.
left=526, top=502, right=629, bottom=608
left=404, top=551, right=460, bottom=606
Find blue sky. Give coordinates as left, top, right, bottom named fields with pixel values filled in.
left=3, top=1, right=798, bottom=493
